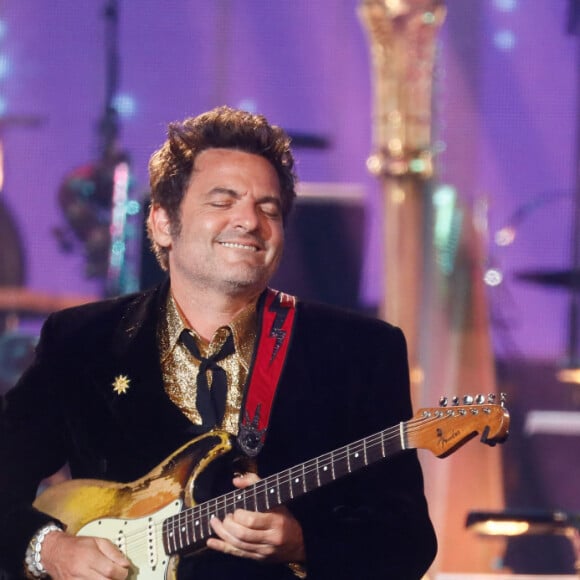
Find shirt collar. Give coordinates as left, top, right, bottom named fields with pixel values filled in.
left=164, top=292, right=258, bottom=370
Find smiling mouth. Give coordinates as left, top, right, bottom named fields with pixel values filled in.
left=219, top=241, right=259, bottom=252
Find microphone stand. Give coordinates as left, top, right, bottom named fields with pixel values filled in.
left=99, top=0, right=139, bottom=297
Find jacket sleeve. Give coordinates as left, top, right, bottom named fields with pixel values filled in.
left=0, top=315, right=69, bottom=578
left=271, top=314, right=437, bottom=580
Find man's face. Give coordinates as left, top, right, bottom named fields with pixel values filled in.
left=150, top=148, right=284, bottom=298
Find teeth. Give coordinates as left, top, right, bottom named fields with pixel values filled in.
left=220, top=242, right=257, bottom=251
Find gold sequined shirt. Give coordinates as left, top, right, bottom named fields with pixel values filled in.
left=158, top=293, right=257, bottom=435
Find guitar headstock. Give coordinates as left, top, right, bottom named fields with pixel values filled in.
left=407, top=393, right=510, bottom=458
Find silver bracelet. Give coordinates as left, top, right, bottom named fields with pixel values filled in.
left=24, top=523, right=63, bottom=578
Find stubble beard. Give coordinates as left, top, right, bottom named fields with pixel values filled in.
left=190, top=258, right=277, bottom=298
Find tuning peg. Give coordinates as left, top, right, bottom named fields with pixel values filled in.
left=463, top=395, right=474, bottom=405
left=500, top=392, right=507, bottom=407
left=451, top=396, right=460, bottom=406
left=487, top=393, right=496, bottom=404
left=475, top=394, right=486, bottom=404
left=439, top=396, right=448, bottom=407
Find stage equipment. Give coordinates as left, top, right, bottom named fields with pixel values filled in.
left=516, top=268, right=580, bottom=289
left=54, top=0, right=140, bottom=297
left=359, top=1, right=507, bottom=575
left=467, top=510, right=580, bottom=576
left=358, top=0, right=445, bottom=370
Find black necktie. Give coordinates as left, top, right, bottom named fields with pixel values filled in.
left=179, top=329, right=235, bottom=430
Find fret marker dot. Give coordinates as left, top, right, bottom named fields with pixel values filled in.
left=295, top=478, right=300, bottom=483
left=195, top=520, right=199, bottom=526
left=354, top=453, right=359, bottom=458
left=269, top=489, right=274, bottom=494
left=323, top=466, right=328, bottom=471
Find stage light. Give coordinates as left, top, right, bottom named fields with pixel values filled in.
left=484, top=268, right=503, bottom=287
left=556, top=363, right=580, bottom=385
left=467, top=510, right=580, bottom=573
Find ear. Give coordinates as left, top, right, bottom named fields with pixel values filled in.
left=148, top=204, right=173, bottom=249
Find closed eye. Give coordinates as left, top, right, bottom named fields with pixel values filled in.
left=259, top=201, right=282, bottom=219
left=206, top=188, right=237, bottom=208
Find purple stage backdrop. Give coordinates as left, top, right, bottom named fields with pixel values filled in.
left=0, top=0, right=578, bottom=574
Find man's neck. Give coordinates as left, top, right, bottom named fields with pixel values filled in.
left=170, top=282, right=263, bottom=341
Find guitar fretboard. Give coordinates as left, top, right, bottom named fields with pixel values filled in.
left=162, top=423, right=406, bottom=555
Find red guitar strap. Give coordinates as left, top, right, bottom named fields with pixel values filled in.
left=237, top=288, right=297, bottom=457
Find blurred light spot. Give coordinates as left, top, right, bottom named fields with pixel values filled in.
left=422, top=12, right=436, bottom=25
left=0, top=54, right=11, bottom=80
left=126, top=199, right=140, bottom=216
left=0, top=96, right=7, bottom=116
left=556, top=367, right=580, bottom=384
left=237, top=99, right=257, bottom=113
left=113, top=94, right=136, bottom=118
left=433, top=185, right=461, bottom=275
left=0, top=20, right=7, bottom=41
left=494, top=30, right=516, bottom=51
left=495, top=226, right=516, bottom=246
left=388, top=138, right=403, bottom=156
left=391, top=186, right=406, bottom=205
left=484, top=268, right=503, bottom=286
left=493, top=0, right=517, bottom=12
left=366, top=154, right=383, bottom=175
left=410, top=366, right=424, bottom=386
left=409, top=158, right=427, bottom=174
left=111, top=240, right=126, bottom=255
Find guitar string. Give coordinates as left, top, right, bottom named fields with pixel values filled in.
left=116, top=410, right=489, bottom=555
left=118, top=413, right=441, bottom=553
left=162, top=414, right=441, bottom=549
left=189, top=414, right=436, bottom=517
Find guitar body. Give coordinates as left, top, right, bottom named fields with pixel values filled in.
left=34, top=431, right=234, bottom=580
left=31, top=397, right=509, bottom=580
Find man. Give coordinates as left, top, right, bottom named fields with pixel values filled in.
left=0, top=106, right=437, bottom=579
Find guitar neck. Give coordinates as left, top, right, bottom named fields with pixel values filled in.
left=162, top=422, right=406, bottom=555
left=161, top=398, right=509, bottom=556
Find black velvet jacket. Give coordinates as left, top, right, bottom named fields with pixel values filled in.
left=0, top=283, right=436, bottom=579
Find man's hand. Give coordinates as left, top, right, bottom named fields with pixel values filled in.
left=41, top=531, right=131, bottom=580
left=207, top=472, right=306, bottom=564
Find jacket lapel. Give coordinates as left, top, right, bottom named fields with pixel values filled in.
left=94, top=283, right=200, bottom=468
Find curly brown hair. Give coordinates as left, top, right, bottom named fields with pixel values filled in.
left=147, top=106, right=297, bottom=271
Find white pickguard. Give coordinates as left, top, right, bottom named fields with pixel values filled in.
left=78, top=500, right=183, bottom=580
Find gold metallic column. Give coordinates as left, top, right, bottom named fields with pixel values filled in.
left=359, top=2, right=507, bottom=576
left=358, top=0, right=446, bottom=385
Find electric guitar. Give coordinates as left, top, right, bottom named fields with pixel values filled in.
left=34, top=395, right=510, bottom=580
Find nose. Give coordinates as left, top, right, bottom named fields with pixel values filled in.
left=233, top=199, right=261, bottom=232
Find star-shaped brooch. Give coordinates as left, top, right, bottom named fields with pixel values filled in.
left=112, top=374, right=131, bottom=395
